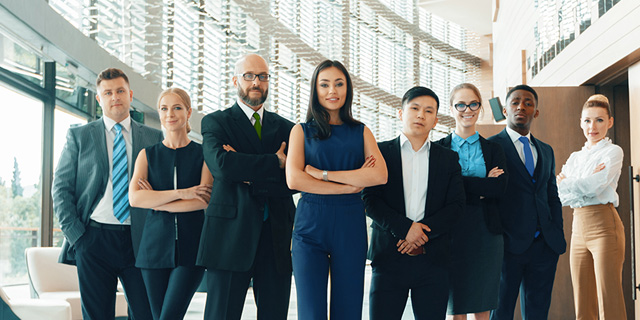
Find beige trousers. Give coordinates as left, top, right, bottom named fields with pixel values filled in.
left=571, top=203, right=626, bottom=320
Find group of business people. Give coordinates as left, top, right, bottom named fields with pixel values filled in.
left=51, top=52, right=626, bottom=320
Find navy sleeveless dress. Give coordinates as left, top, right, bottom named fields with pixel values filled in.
left=292, top=122, right=368, bottom=320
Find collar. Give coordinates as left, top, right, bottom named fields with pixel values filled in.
left=103, top=115, right=131, bottom=133
left=237, top=99, right=264, bottom=122
left=583, top=137, right=611, bottom=151
left=506, top=126, right=531, bottom=144
left=452, top=131, right=479, bottom=148
left=400, top=132, right=430, bottom=153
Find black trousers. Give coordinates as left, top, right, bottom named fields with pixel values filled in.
left=74, top=223, right=152, bottom=320
left=140, top=266, right=204, bottom=320
left=369, top=254, right=449, bottom=320
left=203, top=218, right=292, bottom=320
left=491, top=237, right=559, bottom=320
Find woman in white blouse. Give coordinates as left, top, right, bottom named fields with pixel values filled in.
left=556, top=94, right=626, bottom=320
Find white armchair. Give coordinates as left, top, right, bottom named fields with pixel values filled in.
left=1, top=286, right=71, bottom=320
left=25, top=247, right=128, bottom=320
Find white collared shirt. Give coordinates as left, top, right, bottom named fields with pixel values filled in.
left=90, top=116, right=133, bottom=225
left=400, top=133, right=430, bottom=222
left=505, top=126, right=538, bottom=169
left=237, top=99, right=264, bottom=127
left=558, top=138, right=623, bottom=208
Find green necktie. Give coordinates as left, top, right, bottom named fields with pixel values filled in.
left=253, top=112, right=262, bottom=139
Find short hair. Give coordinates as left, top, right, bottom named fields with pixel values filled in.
left=583, top=94, right=612, bottom=118
left=401, top=86, right=439, bottom=111
left=506, top=84, right=538, bottom=105
left=96, top=68, right=129, bottom=87
left=449, top=83, right=482, bottom=107
left=157, top=87, right=193, bottom=133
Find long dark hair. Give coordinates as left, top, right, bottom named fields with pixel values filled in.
left=306, top=60, right=362, bottom=139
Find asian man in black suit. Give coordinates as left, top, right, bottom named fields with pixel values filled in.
left=489, top=85, right=566, bottom=320
left=363, top=86, right=465, bottom=320
left=196, top=54, right=296, bottom=320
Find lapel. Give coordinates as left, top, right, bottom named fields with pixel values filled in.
left=261, top=110, right=277, bottom=150
left=478, top=136, right=492, bottom=174
left=530, top=134, right=544, bottom=187
left=92, top=119, right=109, bottom=177
left=498, top=129, right=534, bottom=185
left=388, top=137, right=406, bottom=214
left=425, top=142, right=441, bottom=215
left=230, top=104, right=262, bottom=152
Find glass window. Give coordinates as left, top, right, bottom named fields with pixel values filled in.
left=0, top=84, right=43, bottom=286
left=0, top=34, right=44, bottom=87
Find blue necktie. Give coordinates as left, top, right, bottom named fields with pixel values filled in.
left=112, top=123, right=130, bottom=223
left=518, top=136, right=535, bottom=178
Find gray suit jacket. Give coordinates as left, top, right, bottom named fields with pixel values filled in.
left=52, top=118, right=163, bottom=264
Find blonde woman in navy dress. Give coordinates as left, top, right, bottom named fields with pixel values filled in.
left=129, top=88, right=213, bottom=320
left=556, top=94, right=626, bottom=320
left=286, top=60, right=387, bottom=319
left=435, top=83, right=508, bottom=320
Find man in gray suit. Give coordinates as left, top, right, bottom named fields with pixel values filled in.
left=53, top=68, right=162, bottom=320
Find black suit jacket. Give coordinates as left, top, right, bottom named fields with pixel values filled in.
left=435, top=134, right=508, bottom=234
left=196, top=103, right=296, bottom=273
left=363, top=137, right=465, bottom=266
left=488, top=129, right=566, bottom=255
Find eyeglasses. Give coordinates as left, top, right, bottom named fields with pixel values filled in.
left=453, top=102, right=481, bottom=112
left=238, top=73, right=271, bottom=82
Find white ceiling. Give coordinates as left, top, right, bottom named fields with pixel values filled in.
left=418, top=0, right=493, bottom=35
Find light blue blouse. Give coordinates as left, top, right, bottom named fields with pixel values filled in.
left=451, top=132, right=486, bottom=178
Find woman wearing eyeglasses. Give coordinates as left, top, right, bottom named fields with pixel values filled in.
left=435, top=83, right=508, bottom=320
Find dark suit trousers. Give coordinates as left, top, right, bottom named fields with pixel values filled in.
left=140, top=266, right=204, bottom=320
left=74, top=223, right=152, bottom=320
left=204, top=218, right=291, bottom=320
left=369, top=254, right=449, bottom=320
left=491, top=236, right=559, bottom=320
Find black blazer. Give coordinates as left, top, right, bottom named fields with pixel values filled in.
left=488, top=129, right=566, bottom=255
left=196, top=103, right=296, bottom=273
left=363, top=137, right=465, bottom=266
left=434, top=134, right=508, bottom=234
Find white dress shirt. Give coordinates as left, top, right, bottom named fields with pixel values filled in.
left=558, top=138, right=623, bottom=208
left=505, top=126, right=538, bottom=169
left=90, top=116, right=133, bottom=225
left=237, top=99, right=264, bottom=126
left=400, top=133, right=430, bottom=222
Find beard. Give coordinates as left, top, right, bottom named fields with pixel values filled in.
left=238, top=84, right=268, bottom=107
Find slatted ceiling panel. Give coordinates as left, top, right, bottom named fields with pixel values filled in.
left=358, top=93, right=377, bottom=131
left=48, top=0, right=479, bottom=135
left=202, top=21, right=225, bottom=113
left=378, top=102, right=398, bottom=141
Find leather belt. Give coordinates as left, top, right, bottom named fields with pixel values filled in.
left=89, top=220, right=130, bottom=231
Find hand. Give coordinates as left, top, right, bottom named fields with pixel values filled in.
left=593, top=163, right=606, bottom=174
left=396, top=239, right=417, bottom=255
left=487, top=166, right=504, bottom=178
left=343, top=184, right=364, bottom=194
left=305, top=164, right=322, bottom=180
left=275, top=141, right=287, bottom=168
left=361, top=155, right=376, bottom=168
left=223, top=144, right=236, bottom=152
left=179, top=184, right=213, bottom=204
left=397, top=222, right=430, bottom=254
left=556, top=172, right=566, bottom=184
left=137, top=179, right=154, bottom=190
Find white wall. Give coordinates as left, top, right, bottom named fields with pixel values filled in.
left=492, top=0, right=640, bottom=98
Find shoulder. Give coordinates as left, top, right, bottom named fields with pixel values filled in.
left=433, top=134, right=451, bottom=147
left=136, top=122, right=162, bottom=135
left=431, top=142, right=458, bottom=159
left=265, top=110, right=295, bottom=128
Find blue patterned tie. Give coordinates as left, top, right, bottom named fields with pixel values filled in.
left=112, top=123, right=130, bottom=223
left=518, top=136, right=535, bottom=178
